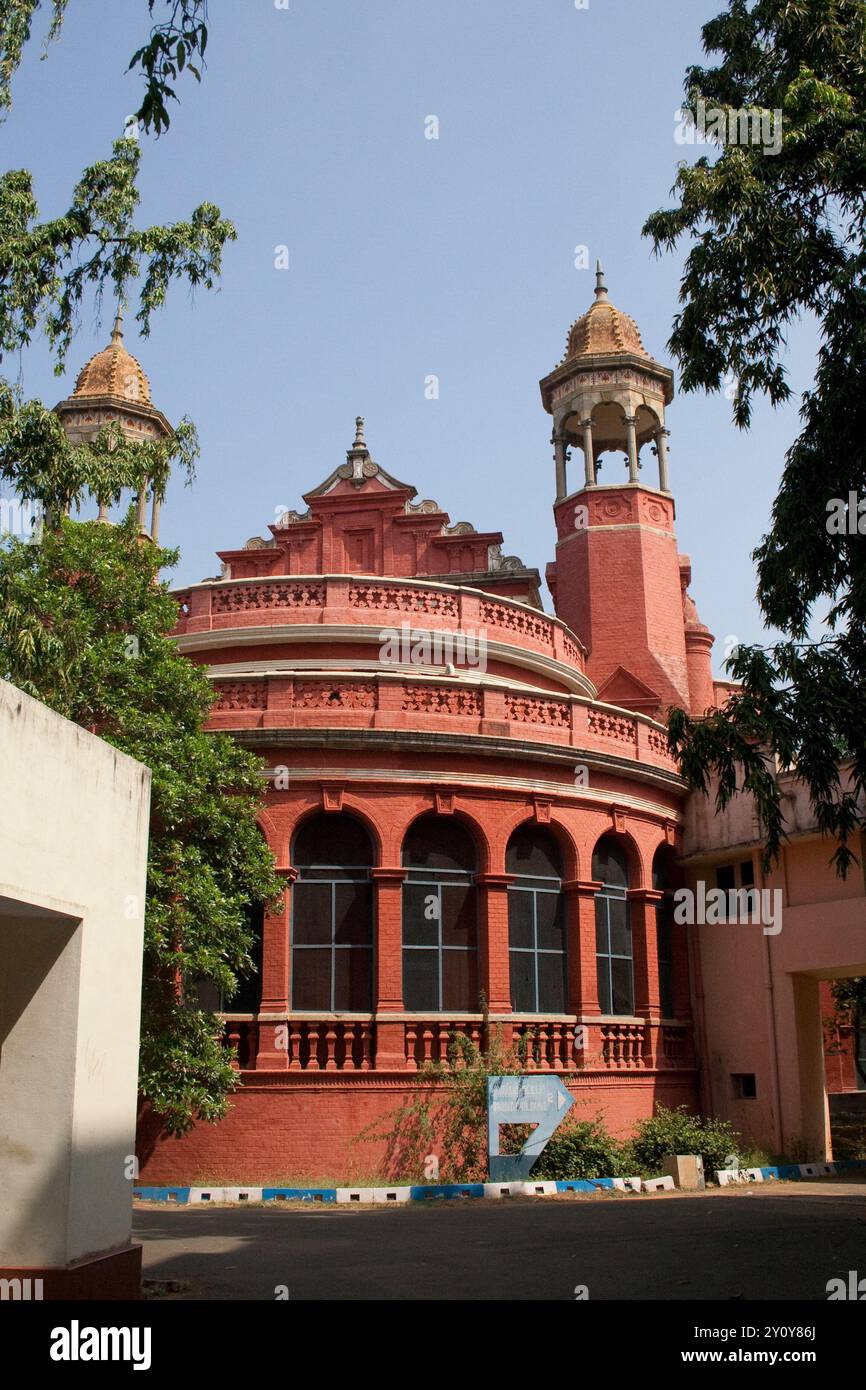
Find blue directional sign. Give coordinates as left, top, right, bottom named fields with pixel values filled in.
left=487, top=1075, right=575, bottom=1181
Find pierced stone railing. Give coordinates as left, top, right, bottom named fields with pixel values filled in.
left=405, top=1019, right=484, bottom=1068
left=513, top=1021, right=575, bottom=1070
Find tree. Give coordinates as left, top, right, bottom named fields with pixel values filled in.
left=0, top=4, right=281, bottom=1134
left=0, top=515, right=282, bottom=1134
left=643, top=0, right=866, bottom=874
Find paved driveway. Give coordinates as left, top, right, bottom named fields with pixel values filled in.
left=135, top=1181, right=866, bottom=1301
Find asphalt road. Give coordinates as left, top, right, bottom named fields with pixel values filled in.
left=135, top=1181, right=866, bottom=1301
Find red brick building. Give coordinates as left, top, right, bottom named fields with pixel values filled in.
left=60, top=273, right=737, bottom=1183
left=132, top=268, right=730, bottom=1182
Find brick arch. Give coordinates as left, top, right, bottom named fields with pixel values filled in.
left=255, top=807, right=282, bottom=862
left=498, top=810, right=579, bottom=882
left=397, top=803, right=491, bottom=875
left=288, top=799, right=383, bottom=866
left=587, top=826, right=643, bottom=888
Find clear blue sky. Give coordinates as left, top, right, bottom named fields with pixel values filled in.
left=6, top=0, right=818, bottom=671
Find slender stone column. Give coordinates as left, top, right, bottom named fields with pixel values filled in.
left=581, top=418, right=595, bottom=486
left=624, top=415, right=639, bottom=482
left=553, top=434, right=568, bottom=501
left=656, top=428, right=671, bottom=492
left=136, top=481, right=149, bottom=533
left=150, top=493, right=161, bottom=544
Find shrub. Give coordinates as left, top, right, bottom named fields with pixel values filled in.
left=532, top=1116, right=624, bottom=1181
left=628, top=1105, right=742, bottom=1177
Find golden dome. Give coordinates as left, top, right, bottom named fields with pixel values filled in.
left=72, top=309, right=152, bottom=405
left=563, top=264, right=650, bottom=363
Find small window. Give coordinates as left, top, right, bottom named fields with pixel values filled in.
left=739, top=859, right=755, bottom=888
left=716, top=864, right=736, bottom=892
left=732, top=1072, right=757, bottom=1099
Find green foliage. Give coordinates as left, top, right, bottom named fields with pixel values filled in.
left=532, top=1116, right=625, bottom=1181
left=628, top=1104, right=742, bottom=1177
left=0, top=2, right=208, bottom=134
left=359, top=1026, right=533, bottom=1183
left=0, top=517, right=282, bottom=1134
left=0, top=136, right=236, bottom=372
left=0, top=386, right=199, bottom=517
left=643, top=0, right=866, bottom=874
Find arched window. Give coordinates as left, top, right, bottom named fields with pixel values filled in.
left=592, top=836, right=633, bottom=1016
left=506, top=826, right=566, bottom=1013
left=402, top=816, right=478, bottom=1012
left=652, top=849, right=676, bottom=1019
left=291, top=814, right=374, bottom=1011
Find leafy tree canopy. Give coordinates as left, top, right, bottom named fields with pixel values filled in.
left=0, top=3, right=277, bottom=1135
left=644, top=0, right=866, bottom=874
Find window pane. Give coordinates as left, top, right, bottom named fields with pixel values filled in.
left=508, top=889, right=534, bottom=949
left=442, top=948, right=477, bottom=1013
left=510, top=950, right=535, bottom=1012
left=293, top=882, right=331, bottom=945
left=442, top=884, right=476, bottom=948
left=292, top=948, right=331, bottom=1010
left=596, top=955, right=612, bottom=1015
left=334, top=947, right=373, bottom=1011
left=403, top=883, right=439, bottom=946
left=536, top=891, right=564, bottom=951
left=716, top=863, right=736, bottom=892
left=608, top=898, right=631, bottom=958
left=611, top=956, right=634, bottom=1015
left=403, top=949, right=438, bottom=1011
left=592, top=836, right=629, bottom=888
left=537, top=951, right=566, bottom=1013
left=334, top=883, right=373, bottom=945
left=595, top=896, right=608, bottom=954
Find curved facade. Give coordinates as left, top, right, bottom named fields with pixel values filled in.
left=133, top=276, right=719, bottom=1179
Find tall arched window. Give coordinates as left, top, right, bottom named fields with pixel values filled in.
left=291, top=814, right=374, bottom=1011
left=592, top=836, right=633, bottom=1016
left=402, top=816, right=478, bottom=1012
left=507, top=825, right=566, bottom=1013
left=653, top=849, right=676, bottom=1019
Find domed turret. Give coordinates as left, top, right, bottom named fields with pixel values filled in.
left=54, top=307, right=173, bottom=538
left=540, top=264, right=674, bottom=500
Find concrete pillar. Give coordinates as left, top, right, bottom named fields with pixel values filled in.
left=150, top=493, right=161, bottom=545
left=792, top=974, right=831, bottom=1160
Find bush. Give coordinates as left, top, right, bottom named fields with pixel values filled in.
left=628, top=1105, right=742, bottom=1177
left=533, top=1116, right=624, bottom=1181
